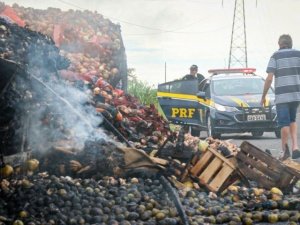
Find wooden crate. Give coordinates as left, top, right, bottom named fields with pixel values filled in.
left=237, top=141, right=300, bottom=191
left=189, top=147, right=237, bottom=193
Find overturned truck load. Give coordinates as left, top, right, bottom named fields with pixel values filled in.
left=0, top=2, right=128, bottom=90
left=0, top=17, right=71, bottom=164
left=0, top=3, right=128, bottom=160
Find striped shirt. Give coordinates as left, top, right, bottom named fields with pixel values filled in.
left=266, top=48, right=300, bottom=104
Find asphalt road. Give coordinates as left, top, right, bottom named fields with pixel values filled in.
left=213, top=111, right=300, bottom=158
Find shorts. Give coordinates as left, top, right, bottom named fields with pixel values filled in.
left=276, top=101, right=300, bottom=127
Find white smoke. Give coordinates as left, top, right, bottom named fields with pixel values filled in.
left=17, top=58, right=107, bottom=153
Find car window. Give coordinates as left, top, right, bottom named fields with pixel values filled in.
left=158, top=83, right=170, bottom=92
left=198, top=79, right=209, bottom=91
left=212, top=78, right=273, bottom=96
left=158, top=80, right=198, bottom=94
left=204, top=83, right=211, bottom=98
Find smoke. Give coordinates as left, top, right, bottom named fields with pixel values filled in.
left=22, top=73, right=105, bottom=152
left=13, top=42, right=106, bottom=153
left=0, top=14, right=117, bottom=156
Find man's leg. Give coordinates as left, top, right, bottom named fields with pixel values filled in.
left=281, top=126, right=290, bottom=159
left=289, top=102, right=300, bottom=159
left=276, top=103, right=290, bottom=159
left=290, top=122, right=299, bottom=151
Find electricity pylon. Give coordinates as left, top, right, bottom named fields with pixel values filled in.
left=228, top=0, right=248, bottom=68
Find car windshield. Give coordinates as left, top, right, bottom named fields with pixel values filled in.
left=212, top=77, right=273, bottom=96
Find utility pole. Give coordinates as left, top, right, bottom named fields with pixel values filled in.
left=228, top=0, right=248, bottom=68
left=164, top=62, right=167, bottom=82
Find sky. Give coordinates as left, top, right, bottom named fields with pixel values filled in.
left=2, top=0, right=300, bottom=86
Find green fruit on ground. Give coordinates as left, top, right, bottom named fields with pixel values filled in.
left=155, top=212, right=166, bottom=221
left=270, top=200, right=278, bottom=209
left=26, top=159, right=39, bottom=171
left=252, top=212, right=263, bottom=222
left=279, top=199, right=289, bottom=209
left=186, top=190, right=196, bottom=198
left=204, top=216, right=216, bottom=224
left=18, top=211, right=28, bottom=218
left=195, top=217, right=204, bottom=224
left=228, top=221, right=239, bottom=225
left=13, top=220, right=24, bottom=225
left=268, top=213, right=278, bottom=223
left=58, top=189, right=67, bottom=196
left=231, top=215, right=241, bottom=222
left=241, top=212, right=252, bottom=220
left=288, top=222, right=298, bottom=225
left=151, top=208, right=159, bottom=216
left=243, top=217, right=253, bottom=225
left=289, top=215, right=300, bottom=222
left=0, top=164, right=13, bottom=178
left=198, top=140, right=209, bottom=152
left=196, top=206, right=205, bottom=213
left=279, top=212, right=289, bottom=221
left=270, top=187, right=283, bottom=195
left=168, top=207, right=177, bottom=217
left=146, top=202, right=154, bottom=210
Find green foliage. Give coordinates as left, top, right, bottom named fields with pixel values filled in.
left=127, top=69, right=157, bottom=106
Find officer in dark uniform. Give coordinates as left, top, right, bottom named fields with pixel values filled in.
left=182, top=64, right=205, bottom=83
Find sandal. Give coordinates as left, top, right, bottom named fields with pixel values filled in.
left=279, top=144, right=290, bottom=161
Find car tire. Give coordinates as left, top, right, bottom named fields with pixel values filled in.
left=190, top=126, right=201, bottom=137
left=251, top=131, right=264, bottom=137
left=207, top=114, right=221, bottom=139
left=275, top=129, right=281, bottom=138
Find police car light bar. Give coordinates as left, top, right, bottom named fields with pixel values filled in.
left=208, top=68, right=256, bottom=75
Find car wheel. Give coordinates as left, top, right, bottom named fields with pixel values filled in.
left=251, top=131, right=264, bottom=137
left=190, top=126, right=201, bottom=137
left=207, top=115, right=221, bottom=139
left=275, top=129, right=281, bottom=138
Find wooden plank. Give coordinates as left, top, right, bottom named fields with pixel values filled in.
left=208, top=148, right=236, bottom=169
left=150, top=157, right=168, bottom=166
left=237, top=152, right=281, bottom=180
left=199, top=157, right=222, bottom=183
left=209, top=163, right=234, bottom=192
left=219, top=171, right=241, bottom=193
left=190, top=151, right=213, bottom=176
left=277, top=172, right=295, bottom=188
left=191, top=152, right=201, bottom=165
left=239, top=163, right=275, bottom=189
left=283, top=159, right=300, bottom=173
left=228, top=157, right=238, bottom=167
left=240, top=141, right=284, bottom=172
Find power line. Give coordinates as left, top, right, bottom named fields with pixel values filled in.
left=124, top=25, right=229, bottom=36
left=55, top=0, right=176, bottom=32
left=56, top=0, right=222, bottom=35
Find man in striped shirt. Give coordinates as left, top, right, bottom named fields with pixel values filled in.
left=261, top=34, right=300, bottom=160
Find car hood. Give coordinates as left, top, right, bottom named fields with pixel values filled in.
left=213, top=94, right=275, bottom=108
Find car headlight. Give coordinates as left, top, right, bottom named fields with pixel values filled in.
left=215, top=103, right=238, bottom=112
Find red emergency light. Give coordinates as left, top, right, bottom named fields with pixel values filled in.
left=208, top=68, right=256, bottom=75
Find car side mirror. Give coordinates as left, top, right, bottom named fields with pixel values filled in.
left=197, top=91, right=206, bottom=99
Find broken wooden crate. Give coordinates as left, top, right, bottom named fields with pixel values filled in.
left=236, top=141, right=300, bottom=191
left=188, top=147, right=238, bottom=193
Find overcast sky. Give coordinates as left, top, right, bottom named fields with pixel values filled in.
left=2, top=0, right=300, bottom=85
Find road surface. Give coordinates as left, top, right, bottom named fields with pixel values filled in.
left=210, top=111, right=300, bottom=158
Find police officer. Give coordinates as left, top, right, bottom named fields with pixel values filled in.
left=182, top=64, right=205, bottom=83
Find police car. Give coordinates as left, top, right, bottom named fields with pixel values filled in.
left=157, top=68, right=280, bottom=138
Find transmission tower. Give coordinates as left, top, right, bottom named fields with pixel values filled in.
left=228, top=0, right=248, bottom=68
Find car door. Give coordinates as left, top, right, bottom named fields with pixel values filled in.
left=197, top=79, right=211, bottom=128
left=157, top=79, right=201, bottom=126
